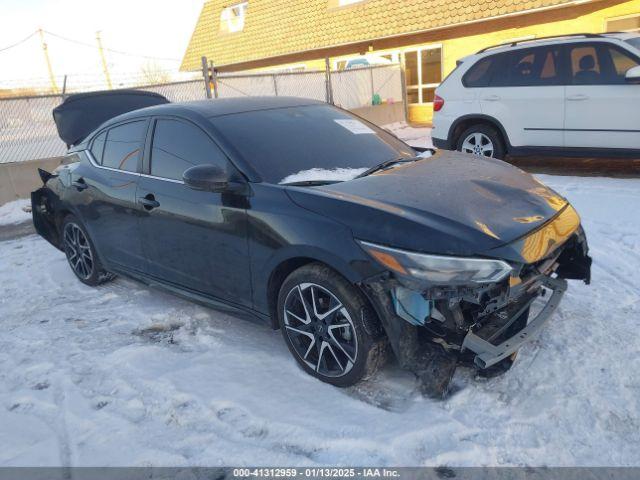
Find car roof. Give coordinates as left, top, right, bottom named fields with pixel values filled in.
left=473, top=32, right=638, bottom=57
left=105, top=96, right=326, bottom=125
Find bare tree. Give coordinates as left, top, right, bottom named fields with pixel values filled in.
left=140, top=61, right=171, bottom=85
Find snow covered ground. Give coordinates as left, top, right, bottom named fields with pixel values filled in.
left=0, top=130, right=639, bottom=467
left=0, top=198, right=31, bottom=226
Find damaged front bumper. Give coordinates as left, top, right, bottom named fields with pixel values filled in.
left=461, top=275, right=567, bottom=369
left=361, top=229, right=591, bottom=397
left=31, top=183, right=63, bottom=251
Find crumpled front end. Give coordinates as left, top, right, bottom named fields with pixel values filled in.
left=360, top=209, right=592, bottom=398
left=31, top=169, right=65, bottom=251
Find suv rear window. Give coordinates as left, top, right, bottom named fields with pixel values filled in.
left=462, top=57, right=495, bottom=87
left=464, top=46, right=563, bottom=87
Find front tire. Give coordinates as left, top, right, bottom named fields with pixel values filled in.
left=456, top=124, right=506, bottom=160
left=61, top=215, right=114, bottom=287
left=277, top=263, right=385, bottom=387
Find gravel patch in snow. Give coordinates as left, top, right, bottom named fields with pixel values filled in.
left=0, top=174, right=639, bottom=466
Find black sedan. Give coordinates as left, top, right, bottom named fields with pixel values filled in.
left=32, top=91, right=591, bottom=396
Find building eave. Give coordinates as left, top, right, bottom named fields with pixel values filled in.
left=183, top=0, right=604, bottom=72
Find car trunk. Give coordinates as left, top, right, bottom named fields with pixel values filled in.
left=52, top=89, right=169, bottom=147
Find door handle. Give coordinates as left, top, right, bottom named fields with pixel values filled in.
left=483, top=95, right=501, bottom=101
left=567, top=94, right=589, bottom=101
left=72, top=178, right=88, bottom=191
left=138, top=194, right=160, bottom=210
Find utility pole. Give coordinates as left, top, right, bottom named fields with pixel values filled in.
left=201, top=56, right=212, bottom=99
left=38, top=29, right=58, bottom=93
left=96, top=31, right=113, bottom=89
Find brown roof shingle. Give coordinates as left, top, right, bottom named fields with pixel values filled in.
left=181, top=0, right=591, bottom=70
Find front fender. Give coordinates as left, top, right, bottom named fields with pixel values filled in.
left=247, top=184, right=384, bottom=315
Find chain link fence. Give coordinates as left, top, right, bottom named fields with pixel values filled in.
left=0, top=64, right=404, bottom=164
left=215, top=64, right=403, bottom=110
left=0, top=78, right=206, bottom=164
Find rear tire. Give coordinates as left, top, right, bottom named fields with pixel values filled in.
left=61, top=215, right=114, bottom=287
left=277, top=263, right=385, bottom=387
left=456, top=124, right=506, bottom=160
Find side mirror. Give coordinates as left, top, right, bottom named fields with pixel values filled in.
left=183, top=165, right=230, bottom=193
left=625, top=65, right=640, bottom=84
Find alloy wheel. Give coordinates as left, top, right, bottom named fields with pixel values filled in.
left=283, top=282, right=357, bottom=378
left=461, top=132, right=495, bottom=157
left=63, top=223, right=94, bottom=280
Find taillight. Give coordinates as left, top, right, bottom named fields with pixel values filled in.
left=433, top=94, right=444, bottom=112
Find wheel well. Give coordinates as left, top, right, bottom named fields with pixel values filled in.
left=267, top=257, right=317, bottom=329
left=55, top=209, right=72, bottom=232
left=266, top=257, right=383, bottom=337
left=43, top=208, right=72, bottom=249
left=451, top=117, right=507, bottom=151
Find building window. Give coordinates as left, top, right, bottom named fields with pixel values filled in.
left=606, top=14, right=640, bottom=33
left=329, top=0, right=365, bottom=8
left=220, top=2, right=248, bottom=34
left=403, top=47, right=442, bottom=104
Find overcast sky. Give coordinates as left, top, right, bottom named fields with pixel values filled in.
left=1, top=0, right=204, bottom=88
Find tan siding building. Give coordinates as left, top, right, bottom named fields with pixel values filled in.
left=182, top=0, right=640, bottom=123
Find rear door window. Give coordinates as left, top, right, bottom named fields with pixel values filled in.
left=102, top=121, right=146, bottom=172
left=499, top=46, right=563, bottom=86
left=150, top=119, right=227, bottom=181
left=569, top=45, right=602, bottom=85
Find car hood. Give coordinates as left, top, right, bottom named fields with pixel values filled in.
left=286, top=150, right=569, bottom=260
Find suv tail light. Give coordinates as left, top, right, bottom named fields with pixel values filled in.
left=433, top=95, right=444, bottom=112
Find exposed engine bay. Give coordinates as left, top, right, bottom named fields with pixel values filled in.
left=363, top=227, right=592, bottom=398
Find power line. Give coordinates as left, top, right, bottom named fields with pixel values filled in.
left=43, top=30, right=181, bottom=62
left=0, top=30, right=38, bottom=53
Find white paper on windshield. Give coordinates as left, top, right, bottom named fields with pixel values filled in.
left=334, top=119, right=375, bottom=134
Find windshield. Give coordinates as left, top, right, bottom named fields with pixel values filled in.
left=626, top=36, right=640, bottom=52
left=210, top=104, right=416, bottom=184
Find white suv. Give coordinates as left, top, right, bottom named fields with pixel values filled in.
left=431, top=33, right=640, bottom=159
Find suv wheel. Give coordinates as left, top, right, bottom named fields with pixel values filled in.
left=456, top=124, right=505, bottom=160
left=277, top=263, right=385, bottom=387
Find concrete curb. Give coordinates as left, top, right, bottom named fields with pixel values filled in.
left=0, top=156, right=68, bottom=206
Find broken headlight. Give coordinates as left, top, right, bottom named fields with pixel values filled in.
left=359, top=241, right=512, bottom=285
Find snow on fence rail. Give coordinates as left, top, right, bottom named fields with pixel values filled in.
left=0, top=65, right=403, bottom=164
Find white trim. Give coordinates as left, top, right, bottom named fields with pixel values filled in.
left=220, top=1, right=248, bottom=34
left=140, top=173, right=184, bottom=184
left=86, top=150, right=185, bottom=185
left=402, top=44, right=443, bottom=105
left=86, top=150, right=140, bottom=177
